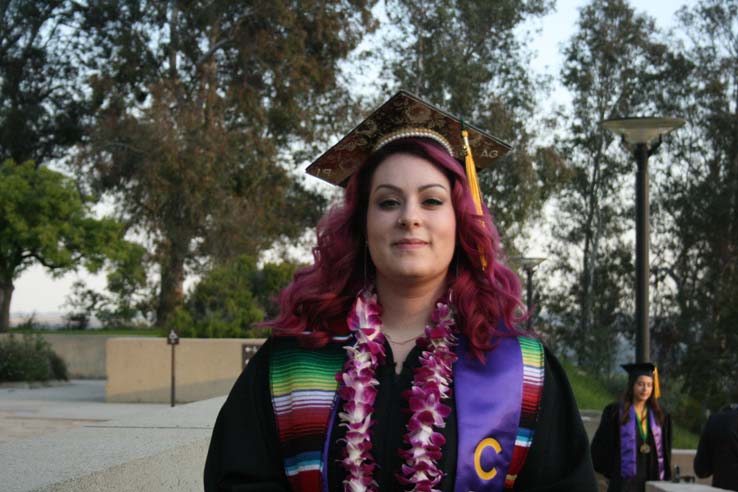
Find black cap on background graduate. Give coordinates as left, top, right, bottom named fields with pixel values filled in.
left=621, top=362, right=661, bottom=399
left=305, top=90, right=511, bottom=187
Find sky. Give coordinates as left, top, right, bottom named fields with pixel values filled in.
left=10, top=0, right=699, bottom=319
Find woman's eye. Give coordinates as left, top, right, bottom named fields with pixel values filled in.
left=378, top=198, right=400, bottom=209
left=424, top=197, right=444, bottom=206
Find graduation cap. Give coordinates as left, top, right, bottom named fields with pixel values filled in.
left=305, top=90, right=511, bottom=187
left=306, top=91, right=511, bottom=270
left=621, top=362, right=661, bottom=399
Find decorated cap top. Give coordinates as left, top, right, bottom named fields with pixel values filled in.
left=305, top=90, right=511, bottom=186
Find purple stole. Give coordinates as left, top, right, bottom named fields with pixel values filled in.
left=454, top=336, right=545, bottom=492
left=619, top=405, right=665, bottom=479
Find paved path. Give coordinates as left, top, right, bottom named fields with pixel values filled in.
left=0, top=380, right=167, bottom=444
left=1, top=380, right=603, bottom=445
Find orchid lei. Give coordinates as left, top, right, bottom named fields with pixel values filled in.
left=337, top=289, right=458, bottom=492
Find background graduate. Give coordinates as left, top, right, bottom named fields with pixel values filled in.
left=591, top=363, right=672, bottom=492
left=693, top=402, right=738, bottom=491
left=204, top=91, right=597, bottom=492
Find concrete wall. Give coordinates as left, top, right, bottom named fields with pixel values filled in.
left=596, top=450, right=712, bottom=492
left=646, top=483, right=732, bottom=492
left=1, top=396, right=223, bottom=492
left=106, top=337, right=265, bottom=403
left=0, top=333, right=108, bottom=378
left=672, top=449, right=711, bottom=485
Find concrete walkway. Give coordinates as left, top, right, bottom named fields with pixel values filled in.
left=0, top=381, right=712, bottom=492
left=1, top=380, right=221, bottom=492
left=0, top=380, right=168, bottom=444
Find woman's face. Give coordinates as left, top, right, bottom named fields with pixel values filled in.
left=632, top=375, right=654, bottom=403
left=366, top=153, right=456, bottom=288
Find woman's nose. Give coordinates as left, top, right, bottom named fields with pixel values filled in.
left=397, top=203, right=421, bottom=228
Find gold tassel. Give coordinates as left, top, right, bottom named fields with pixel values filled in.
left=653, top=366, right=661, bottom=399
left=462, top=130, right=487, bottom=270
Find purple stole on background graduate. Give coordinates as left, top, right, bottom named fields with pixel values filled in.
left=619, top=404, right=665, bottom=480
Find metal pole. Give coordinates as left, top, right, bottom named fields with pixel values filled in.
left=634, top=143, right=650, bottom=363
left=171, top=342, right=176, bottom=407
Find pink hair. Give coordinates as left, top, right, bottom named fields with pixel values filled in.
left=268, top=138, right=526, bottom=355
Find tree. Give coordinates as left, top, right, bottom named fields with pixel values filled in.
left=72, top=1, right=376, bottom=328
left=0, top=160, right=123, bottom=332
left=377, top=0, right=566, bottom=248
left=651, top=0, right=738, bottom=410
left=542, top=0, right=667, bottom=376
left=64, top=241, right=150, bottom=329
left=0, top=1, right=86, bottom=165
left=171, top=255, right=299, bottom=338
left=250, top=261, right=300, bottom=320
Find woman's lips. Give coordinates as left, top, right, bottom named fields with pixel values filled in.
left=393, top=239, right=428, bottom=249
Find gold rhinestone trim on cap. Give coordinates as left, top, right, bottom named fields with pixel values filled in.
left=372, top=128, right=454, bottom=156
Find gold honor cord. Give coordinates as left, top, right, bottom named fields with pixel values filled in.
left=462, top=129, right=488, bottom=271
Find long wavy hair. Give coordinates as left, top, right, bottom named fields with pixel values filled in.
left=620, top=378, right=665, bottom=426
left=268, top=138, right=525, bottom=356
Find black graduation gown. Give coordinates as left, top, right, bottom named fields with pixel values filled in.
left=590, top=402, right=672, bottom=492
left=204, top=337, right=598, bottom=492
left=693, top=408, right=738, bottom=491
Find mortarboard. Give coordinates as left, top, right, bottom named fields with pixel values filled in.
left=305, top=90, right=511, bottom=187
left=305, top=91, right=511, bottom=271
left=621, top=362, right=661, bottom=399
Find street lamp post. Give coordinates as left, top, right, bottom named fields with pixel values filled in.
left=513, top=257, right=546, bottom=330
left=602, top=117, right=685, bottom=363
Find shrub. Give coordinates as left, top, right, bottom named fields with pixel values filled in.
left=0, top=335, right=68, bottom=382
left=169, top=255, right=296, bottom=338
left=48, top=350, right=69, bottom=380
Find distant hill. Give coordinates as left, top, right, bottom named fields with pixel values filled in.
left=9, top=312, right=102, bottom=329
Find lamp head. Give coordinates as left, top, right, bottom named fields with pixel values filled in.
left=602, top=117, right=685, bottom=148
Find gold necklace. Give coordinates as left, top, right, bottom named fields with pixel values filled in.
left=383, top=331, right=421, bottom=345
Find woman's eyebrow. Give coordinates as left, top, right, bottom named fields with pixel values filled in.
left=373, top=183, right=448, bottom=193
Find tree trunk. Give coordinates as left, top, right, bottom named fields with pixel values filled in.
left=0, top=280, right=14, bottom=333
left=155, top=249, right=186, bottom=329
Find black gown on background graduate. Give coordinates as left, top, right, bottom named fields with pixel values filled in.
left=591, top=402, right=672, bottom=492
left=204, top=337, right=598, bottom=492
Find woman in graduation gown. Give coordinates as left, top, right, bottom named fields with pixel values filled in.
left=204, top=91, right=597, bottom=492
left=591, top=363, right=672, bottom=492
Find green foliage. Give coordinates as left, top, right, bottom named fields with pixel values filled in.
left=0, top=335, right=68, bottom=382
left=0, top=160, right=124, bottom=332
left=170, top=256, right=296, bottom=338
left=0, top=1, right=86, bottom=164
left=673, top=424, right=699, bottom=450
left=64, top=241, right=151, bottom=329
left=542, top=0, right=666, bottom=376
left=649, top=0, right=738, bottom=411
left=72, top=0, right=375, bottom=327
left=378, top=0, right=561, bottom=247
left=251, top=262, right=299, bottom=320
left=561, top=358, right=617, bottom=411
